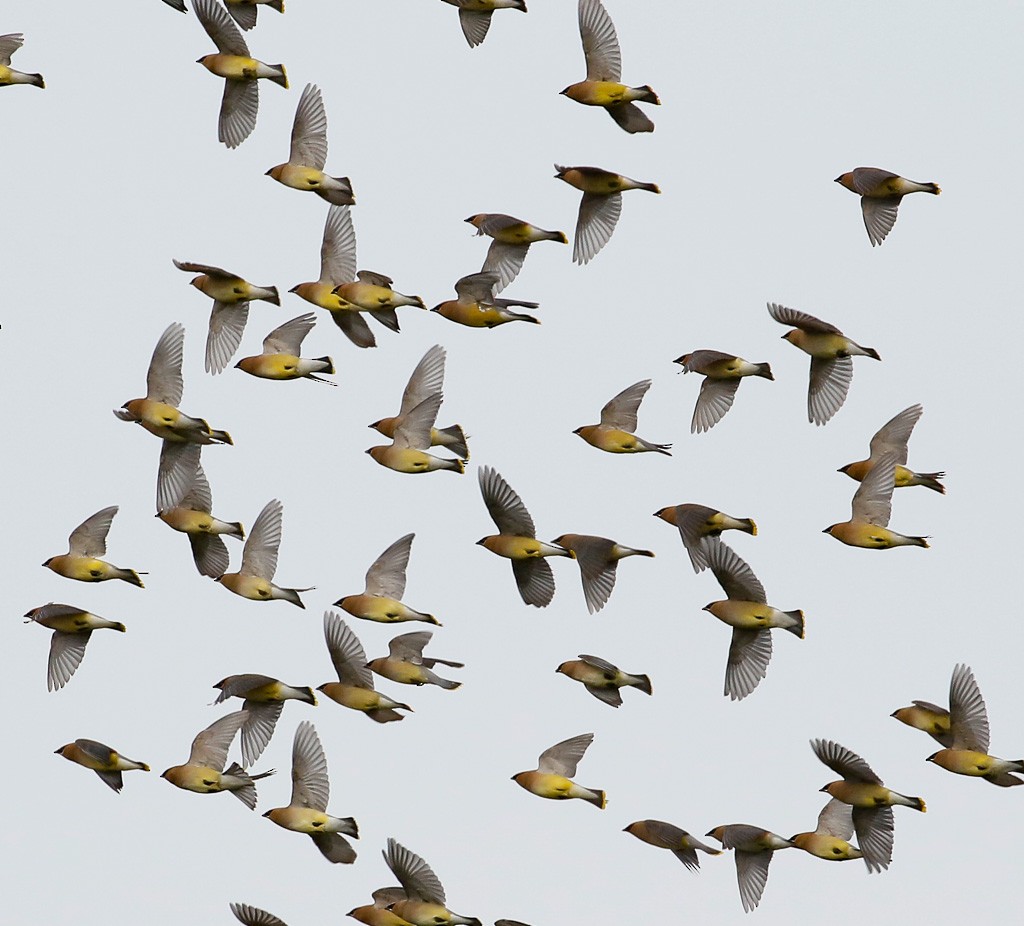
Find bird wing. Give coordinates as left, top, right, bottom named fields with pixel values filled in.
left=815, top=798, right=855, bottom=840
left=706, top=541, right=766, bottom=603
left=289, top=83, right=328, bottom=169
left=324, top=611, right=374, bottom=688
left=599, top=379, right=650, bottom=431
left=573, top=192, right=621, bottom=265
left=607, top=102, right=655, bottom=134
left=948, top=663, right=990, bottom=753
left=454, top=271, right=500, bottom=303
left=868, top=404, right=922, bottom=464
left=393, top=394, right=442, bottom=450
left=578, top=0, right=622, bottom=81
left=72, top=739, right=116, bottom=765
left=229, top=902, right=288, bottom=926
left=356, top=270, right=394, bottom=287
left=178, top=463, right=214, bottom=513
left=387, top=631, right=431, bottom=662
left=365, top=534, right=414, bottom=599
left=512, top=558, right=556, bottom=608
left=0, top=33, right=24, bottom=66
left=289, top=721, right=330, bottom=811
left=537, top=732, right=593, bottom=776
left=68, top=506, right=117, bottom=558
left=851, top=806, right=893, bottom=873
left=847, top=167, right=898, bottom=193
left=172, top=259, right=236, bottom=280
left=810, top=739, right=882, bottom=784
left=808, top=355, right=853, bottom=426
left=194, top=0, right=250, bottom=55
left=214, top=674, right=276, bottom=701
left=384, top=838, right=446, bottom=904
left=482, top=240, right=529, bottom=294
left=190, top=534, right=231, bottom=579
left=207, top=300, right=249, bottom=374
left=861, top=196, right=901, bottom=247
left=331, top=310, right=375, bottom=348
left=147, top=322, right=185, bottom=405
left=48, top=631, right=91, bottom=692
left=320, top=205, right=357, bottom=285
left=478, top=466, right=536, bottom=537
left=240, top=499, right=283, bottom=579
left=371, top=887, right=407, bottom=908
left=263, top=314, right=315, bottom=355
left=188, top=710, right=246, bottom=769
left=225, top=1, right=258, bottom=30
left=691, top=377, right=740, bottom=434
left=240, top=701, right=283, bottom=768
left=634, top=819, right=687, bottom=849
left=734, top=845, right=773, bottom=914
left=398, top=346, right=446, bottom=418
left=725, top=628, right=772, bottom=701
left=672, top=504, right=717, bottom=572
left=578, top=653, right=618, bottom=674
left=568, top=536, right=617, bottom=614
left=458, top=8, right=493, bottom=47
left=766, top=302, right=841, bottom=334
left=850, top=452, right=896, bottom=526
left=157, top=442, right=203, bottom=513
left=219, top=78, right=259, bottom=150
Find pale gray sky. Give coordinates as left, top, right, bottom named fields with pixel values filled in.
left=4, top=1, right=1022, bottom=923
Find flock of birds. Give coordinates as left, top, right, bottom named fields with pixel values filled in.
left=8, top=0, right=1018, bottom=922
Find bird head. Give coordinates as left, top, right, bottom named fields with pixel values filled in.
left=837, top=464, right=852, bottom=474
left=925, top=752, right=939, bottom=763
left=822, top=525, right=838, bottom=535
left=653, top=506, right=675, bottom=524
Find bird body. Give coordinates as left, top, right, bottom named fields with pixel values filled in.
left=574, top=380, right=670, bottom=455
left=159, top=506, right=243, bottom=538
left=371, top=420, right=468, bottom=460
left=382, top=838, right=481, bottom=926
left=623, top=820, right=721, bottom=870
left=557, top=654, right=651, bottom=707
left=55, top=739, right=149, bottom=792
left=465, top=214, right=566, bottom=291
left=675, top=350, right=773, bottom=433
left=368, top=446, right=464, bottom=474
left=368, top=630, right=462, bottom=690
left=432, top=271, right=539, bottom=327
left=338, top=594, right=437, bottom=626
left=552, top=534, right=652, bottom=613
left=838, top=404, right=944, bottom=493
left=891, top=701, right=952, bottom=746
left=790, top=799, right=863, bottom=861
left=706, top=824, right=793, bottom=912
left=236, top=314, right=335, bottom=383
left=704, top=600, right=804, bottom=636
left=348, top=903, right=415, bottom=926
left=25, top=603, right=126, bottom=691
left=267, top=163, right=353, bottom=203
left=0, top=34, right=44, bottom=88
left=43, top=507, right=144, bottom=587
left=840, top=459, right=944, bottom=493
left=835, top=167, right=940, bottom=246
left=440, top=0, right=527, bottom=49
left=655, top=503, right=757, bottom=572
left=512, top=733, right=605, bottom=808
left=214, top=674, right=316, bottom=766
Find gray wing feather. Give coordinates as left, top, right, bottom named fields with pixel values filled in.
left=512, top=558, right=555, bottom=608
left=599, top=380, right=650, bottom=431
left=578, top=0, right=621, bottom=81
left=325, top=611, right=374, bottom=688
left=573, top=192, right=621, bottom=264
left=816, top=798, right=855, bottom=840
left=482, top=241, right=528, bottom=293
left=68, top=507, right=117, bottom=558
left=608, top=102, right=654, bottom=134
left=478, top=466, right=536, bottom=536
left=312, top=832, right=357, bottom=864
left=48, top=631, right=90, bottom=691
left=861, top=197, right=900, bottom=247
left=387, top=631, right=430, bottom=662
left=188, top=710, right=247, bottom=768
left=230, top=902, right=288, bottom=926
left=868, top=405, right=922, bottom=464
left=734, top=847, right=772, bottom=913
left=189, top=533, right=230, bottom=578
left=147, top=322, right=185, bottom=405
left=365, top=534, right=414, bottom=599
left=852, top=806, right=893, bottom=872
left=384, top=838, right=446, bottom=904
left=332, top=310, right=375, bottom=349
left=290, top=83, right=328, bottom=169
left=290, top=721, right=330, bottom=811
left=706, top=542, right=766, bottom=603
left=206, top=301, right=249, bottom=374
left=569, top=537, right=617, bottom=614
left=264, top=314, right=316, bottom=355
left=808, top=356, right=853, bottom=425
left=725, top=628, right=772, bottom=701
left=321, top=205, right=358, bottom=285
left=173, top=260, right=235, bottom=279
left=691, top=377, right=740, bottom=433
left=454, top=272, right=499, bottom=303
left=810, top=739, right=881, bottom=784
left=849, top=167, right=899, bottom=193
left=225, top=2, right=258, bottom=31
left=850, top=453, right=896, bottom=526
left=948, top=663, right=990, bottom=753
left=766, top=302, right=841, bottom=334
left=399, top=346, right=446, bottom=418
left=220, top=78, right=259, bottom=150
left=241, top=499, right=283, bottom=579
left=458, top=8, right=492, bottom=47
left=537, top=732, right=593, bottom=776
left=157, top=442, right=203, bottom=512
left=393, top=395, right=442, bottom=450
left=239, top=701, right=283, bottom=768
left=194, top=0, right=250, bottom=56
left=0, top=33, right=24, bottom=66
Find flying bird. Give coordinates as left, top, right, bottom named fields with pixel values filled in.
left=236, top=313, right=335, bottom=384
left=213, top=674, right=317, bottom=767
left=464, top=214, right=566, bottom=292
left=654, top=503, right=757, bottom=573
left=54, top=739, right=149, bottom=792
left=382, top=837, right=482, bottom=926
left=24, top=603, right=126, bottom=692
left=573, top=380, right=670, bottom=456
left=512, top=732, right=606, bottom=808
left=172, top=259, right=280, bottom=375
left=703, top=541, right=804, bottom=700
left=193, top=0, right=288, bottom=148
left=556, top=654, right=652, bottom=707
left=43, top=506, right=144, bottom=588
left=623, top=820, right=721, bottom=871
left=431, top=272, right=540, bottom=328
left=347, top=891, right=418, bottom=926
left=835, top=167, right=940, bottom=246
left=266, top=84, right=354, bottom=205
left=705, top=824, right=794, bottom=912
left=789, top=799, right=863, bottom=861
left=263, top=721, right=359, bottom=863
left=230, top=903, right=288, bottom=926
left=891, top=700, right=952, bottom=748
left=0, top=33, right=44, bottom=88
left=367, top=394, right=465, bottom=474
left=811, top=738, right=926, bottom=873
left=768, top=302, right=880, bottom=426
left=216, top=499, right=313, bottom=607
left=838, top=404, right=944, bottom=494
left=674, top=350, right=773, bottom=433
left=223, top=0, right=285, bottom=32
left=550, top=534, right=654, bottom=614
left=368, top=631, right=463, bottom=690
left=555, top=164, right=660, bottom=264
left=477, top=466, right=572, bottom=607
left=335, top=534, right=439, bottom=626
left=439, top=0, right=527, bottom=49
left=561, top=0, right=660, bottom=133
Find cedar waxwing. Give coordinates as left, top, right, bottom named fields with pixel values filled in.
left=370, top=345, right=469, bottom=461
left=624, top=819, right=721, bottom=871
left=556, top=654, right=652, bottom=707
left=439, top=0, right=527, bottom=49
left=555, top=164, right=660, bottom=264
left=573, top=380, right=671, bottom=456
left=382, top=838, right=482, bottom=926
left=703, top=541, right=804, bottom=700
left=824, top=452, right=929, bottom=549
left=654, top=503, right=757, bottom=573
left=24, top=603, right=126, bottom=692
left=333, top=273, right=425, bottom=315
left=348, top=891, right=417, bottom=926
left=224, top=0, right=285, bottom=33
left=431, top=271, right=540, bottom=328
left=318, top=610, right=412, bottom=723
left=367, top=394, right=465, bottom=474
left=838, top=404, right=944, bottom=494
left=551, top=534, right=654, bottom=614
left=263, top=721, right=359, bottom=863
left=811, top=738, right=926, bottom=873
left=0, top=33, right=44, bottom=88
left=477, top=466, right=572, bottom=607
left=674, top=350, right=773, bottom=433
left=157, top=463, right=244, bottom=577
left=193, top=0, right=288, bottom=148
left=172, top=258, right=281, bottom=375
left=236, top=313, right=335, bottom=384
left=54, top=739, right=149, bottom=792
left=213, top=674, right=317, bottom=767
left=43, top=506, right=145, bottom=588
left=512, top=732, right=606, bottom=808
left=161, top=711, right=274, bottom=808
left=115, top=322, right=232, bottom=511
left=216, top=499, right=313, bottom=607
left=561, top=0, right=660, bottom=133
left=768, top=302, right=880, bottom=425
left=266, top=84, right=354, bottom=205
left=705, top=825, right=794, bottom=912
left=335, top=534, right=439, bottom=626
left=464, top=214, right=566, bottom=292
left=835, top=167, right=940, bottom=246
left=368, top=631, right=463, bottom=690
left=230, top=902, right=288, bottom=926
left=790, top=799, right=863, bottom=861
left=926, top=664, right=1023, bottom=786
left=891, top=701, right=953, bottom=748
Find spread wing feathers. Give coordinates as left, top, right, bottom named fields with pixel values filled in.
left=808, top=355, right=853, bottom=425
left=289, top=721, right=330, bottom=810
left=815, top=798, right=856, bottom=840
left=599, top=379, right=650, bottom=431
left=571, top=538, right=618, bottom=614
left=158, top=444, right=204, bottom=513
left=172, top=260, right=235, bottom=279
left=264, top=314, right=316, bottom=355
left=948, top=663, right=990, bottom=753
left=225, top=1, right=258, bottom=31
left=399, top=346, right=446, bottom=417
left=458, top=8, right=492, bottom=47
left=850, top=453, right=896, bottom=525
left=332, top=311, right=375, bottom=349
left=365, top=534, right=414, bottom=599
left=479, top=466, right=536, bottom=536
left=861, top=197, right=901, bottom=247
left=290, top=83, right=329, bottom=169
left=393, top=395, right=442, bottom=450
left=482, top=241, right=528, bottom=293
left=512, top=558, right=556, bottom=608
left=536, top=732, right=594, bottom=777
left=852, top=806, right=894, bottom=872
left=387, top=631, right=431, bottom=662
left=766, top=302, right=841, bottom=334
left=810, top=739, right=882, bottom=784
left=68, top=507, right=118, bottom=558
left=608, top=102, right=654, bottom=134
left=321, top=205, right=358, bottom=285
left=188, top=710, right=247, bottom=769
left=325, top=611, right=374, bottom=688
left=579, top=0, right=621, bottom=81
left=207, top=301, right=249, bottom=374
left=240, top=701, right=283, bottom=768
left=725, top=628, right=772, bottom=701
left=219, top=78, right=259, bottom=150
left=194, top=0, right=250, bottom=56
left=849, top=167, right=899, bottom=193
left=312, top=832, right=357, bottom=864
left=240, top=499, right=283, bottom=579
left=868, top=405, right=922, bottom=463
left=48, top=631, right=91, bottom=692
left=0, top=33, right=24, bottom=66
left=190, top=533, right=231, bottom=578
left=692, top=378, right=739, bottom=433
left=573, top=192, right=621, bottom=265
left=734, top=847, right=773, bottom=913
left=455, top=271, right=500, bottom=303
left=230, top=902, right=288, bottom=926
left=147, top=322, right=186, bottom=405
left=676, top=506, right=718, bottom=572
left=384, top=838, right=447, bottom=904
left=706, top=542, right=766, bottom=603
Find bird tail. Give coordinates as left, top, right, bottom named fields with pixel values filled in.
left=917, top=472, right=946, bottom=494
left=633, top=84, right=660, bottom=105
left=321, top=180, right=355, bottom=206
left=629, top=674, right=653, bottom=695
left=495, top=297, right=540, bottom=309
left=584, top=788, right=607, bottom=810
left=437, top=425, right=469, bottom=461
left=269, top=66, right=289, bottom=89
left=503, top=310, right=541, bottom=324
left=545, top=230, right=569, bottom=244
left=784, top=609, right=805, bottom=638
left=432, top=675, right=461, bottom=690
left=314, top=356, right=335, bottom=375
left=863, top=347, right=882, bottom=361
left=264, top=286, right=281, bottom=306
left=268, top=0, right=285, bottom=12
left=639, top=182, right=661, bottom=194
left=895, top=793, right=926, bottom=812
left=28, top=73, right=45, bottom=89
left=227, top=522, right=245, bottom=538
left=639, top=439, right=672, bottom=455
left=209, top=428, right=233, bottom=445
left=909, top=536, right=930, bottom=548
left=279, top=587, right=312, bottom=609
left=756, top=362, right=774, bottom=380
left=925, top=183, right=941, bottom=195
left=224, top=762, right=259, bottom=809
left=119, top=569, right=145, bottom=588
left=442, top=457, right=465, bottom=474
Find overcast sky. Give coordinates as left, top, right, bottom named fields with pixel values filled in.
left=3, top=1, right=1022, bottom=923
